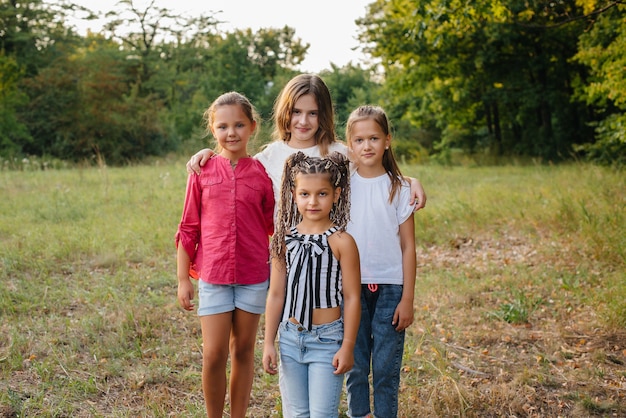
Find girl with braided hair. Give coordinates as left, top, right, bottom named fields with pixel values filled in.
left=262, top=151, right=361, bottom=418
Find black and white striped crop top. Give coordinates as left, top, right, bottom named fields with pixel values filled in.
left=281, top=226, right=342, bottom=330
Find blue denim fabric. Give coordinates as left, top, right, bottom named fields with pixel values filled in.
left=197, top=279, right=268, bottom=316
left=278, top=319, right=345, bottom=418
left=346, top=285, right=405, bottom=418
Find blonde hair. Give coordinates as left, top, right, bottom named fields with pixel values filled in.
left=271, top=74, right=337, bottom=156
left=271, top=151, right=351, bottom=260
left=346, top=105, right=404, bottom=203
left=203, top=92, right=260, bottom=150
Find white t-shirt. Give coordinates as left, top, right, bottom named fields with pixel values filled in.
left=347, top=171, right=414, bottom=285
left=255, top=141, right=348, bottom=206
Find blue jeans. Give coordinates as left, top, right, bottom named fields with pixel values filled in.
left=346, top=285, right=405, bottom=418
left=278, top=319, right=345, bottom=418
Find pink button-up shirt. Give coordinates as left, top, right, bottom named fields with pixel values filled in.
left=175, top=155, right=274, bottom=285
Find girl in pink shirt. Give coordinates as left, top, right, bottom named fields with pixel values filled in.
left=176, top=92, right=274, bottom=418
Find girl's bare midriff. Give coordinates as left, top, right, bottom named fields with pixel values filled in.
left=290, top=306, right=341, bottom=326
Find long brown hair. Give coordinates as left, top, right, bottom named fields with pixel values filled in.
left=270, top=151, right=351, bottom=261
left=346, top=105, right=404, bottom=203
left=271, top=74, right=337, bottom=156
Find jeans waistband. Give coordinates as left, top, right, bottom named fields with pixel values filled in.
left=284, top=318, right=343, bottom=334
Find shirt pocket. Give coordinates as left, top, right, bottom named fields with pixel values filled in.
left=240, top=181, right=263, bottom=202
left=201, top=177, right=225, bottom=199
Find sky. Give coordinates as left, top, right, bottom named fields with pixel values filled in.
left=71, top=0, right=373, bottom=73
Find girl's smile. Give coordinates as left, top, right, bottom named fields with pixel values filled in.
left=348, top=119, right=390, bottom=177
left=289, top=94, right=320, bottom=147
left=211, top=104, right=256, bottom=162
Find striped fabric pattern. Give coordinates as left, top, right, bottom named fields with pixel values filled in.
left=282, top=226, right=342, bottom=330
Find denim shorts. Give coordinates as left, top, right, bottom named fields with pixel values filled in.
left=278, top=318, right=345, bottom=417
left=197, top=279, right=268, bottom=316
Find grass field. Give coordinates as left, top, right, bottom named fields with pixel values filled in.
left=1, top=158, right=624, bottom=417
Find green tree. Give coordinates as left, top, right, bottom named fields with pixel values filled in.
left=572, top=2, right=626, bottom=165
left=0, top=0, right=85, bottom=157
left=100, top=1, right=307, bottom=151
left=357, top=0, right=603, bottom=161
left=320, top=63, right=381, bottom=130
left=17, top=31, right=172, bottom=164
left=0, top=0, right=311, bottom=163
left=0, top=0, right=84, bottom=75
left=153, top=25, right=307, bottom=148
left=0, top=53, right=31, bottom=156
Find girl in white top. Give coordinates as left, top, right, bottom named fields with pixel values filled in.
left=344, top=105, right=417, bottom=418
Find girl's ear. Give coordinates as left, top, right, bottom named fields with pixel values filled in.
left=333, top=187, right=342, bottom=203
left=385, top=134, right=392, bottom=149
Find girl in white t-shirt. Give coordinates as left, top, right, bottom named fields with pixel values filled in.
left=344, top=105, right=417, bottom=418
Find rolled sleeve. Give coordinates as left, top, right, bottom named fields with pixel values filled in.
left=175, top=173, right=202, bottom=264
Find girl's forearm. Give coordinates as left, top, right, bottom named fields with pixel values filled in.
left=341, top=297, right=360, bottom=349
left=265, top=259, right=286, bottom=343
left=401, top=249, right=416, bottom=302
left=176, top=244, right=191, bottom=282
left=263, top=294, right=283, bottom=344
left=399, top=217, right=416, bottom=302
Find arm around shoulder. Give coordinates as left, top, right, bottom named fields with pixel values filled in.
left=406, top=176, right=427, bottom=210
left=186, top=148, right=215, bottom=175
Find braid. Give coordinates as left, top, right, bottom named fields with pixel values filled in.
left=325, top=152, right=351, bottom=230
left=270, top=151, right=351, bottom=261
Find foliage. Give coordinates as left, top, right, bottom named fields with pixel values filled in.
left=320, top=63, right=381, bottom=129
left=0, top=0, right=624, bottom=165
left=0, top=0, right=312, bottom=164
left=319, top=64, right=433, bottom=162
left=356, top=0, right=623, bottom=162
left=0, top=54, right=31, bottom=157
left=0, top=0, right=86, bottom=76
left=18, top=34, right=173, bottom=164
left=572, top=3, right=626, bottom=166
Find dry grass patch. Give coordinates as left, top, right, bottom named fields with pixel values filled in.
left=404, top=229, right=625, bottom=417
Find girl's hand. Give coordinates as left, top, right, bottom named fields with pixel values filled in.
left=392, top=298, right=415, bottom=331
left=186, top=148, right=215, bottom=174
left=262, top=344, right=279, bottom=375
left=177, top=279, right=195, bottom=311
left=408, top=177, right=426, bottom=211
left=332, top=346, right=354, bottom=374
